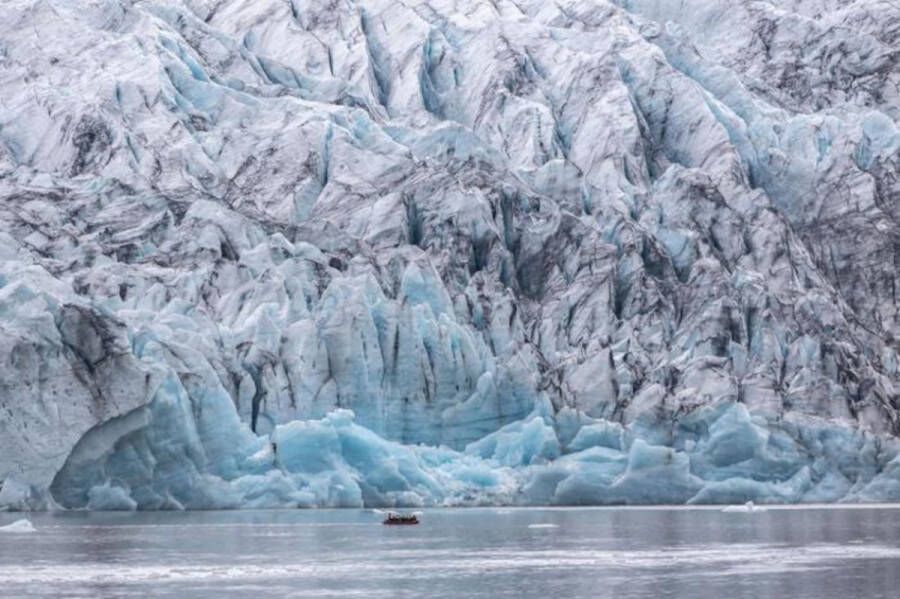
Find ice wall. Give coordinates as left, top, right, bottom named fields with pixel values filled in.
left=43, top=400, right=900, bottom=510
left=0, top=0, right=898, bottom=509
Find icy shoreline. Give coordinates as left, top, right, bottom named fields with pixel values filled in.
left=4, top=400, right=899, bottom=511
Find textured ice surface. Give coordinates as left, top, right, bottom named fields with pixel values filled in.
left=0, top=0, right=898, bottom=509
left=38, top=400, right=900, bottom=509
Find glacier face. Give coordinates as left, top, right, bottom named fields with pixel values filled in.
left=0, top=0, right=898, bottom=510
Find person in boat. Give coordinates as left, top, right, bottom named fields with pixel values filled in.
left=383, top=511, right=419, bottom=524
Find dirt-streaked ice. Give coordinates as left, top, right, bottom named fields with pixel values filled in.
left=0, top=0, right=897, bottom=509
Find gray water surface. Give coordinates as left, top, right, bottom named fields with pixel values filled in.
left=2, top=506, right=900, bottom=598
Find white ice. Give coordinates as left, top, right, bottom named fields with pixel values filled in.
left=0, top=519, right=35, bottom=533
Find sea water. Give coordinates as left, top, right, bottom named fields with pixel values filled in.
left=1, top=506, right=900, bottom=598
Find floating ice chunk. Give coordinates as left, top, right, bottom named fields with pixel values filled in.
left=722, top=501, right=767, bottom=513
left=0, top=519, right=35, bottom=533
left=527, top=523, right=559, bottom=529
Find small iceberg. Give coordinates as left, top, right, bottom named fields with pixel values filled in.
left=0, top=519, right=35, bottom=533
left=527, top=523, right=559, bottom=529
left=722, top=501, right=767, bottom=513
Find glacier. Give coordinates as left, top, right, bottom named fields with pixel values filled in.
left=0, top=0, right=898, bottom=510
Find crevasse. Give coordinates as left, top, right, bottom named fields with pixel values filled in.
left=0, top=0, right=898, bottom=509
